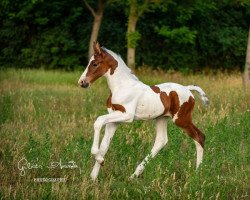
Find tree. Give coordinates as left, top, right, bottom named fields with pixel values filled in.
left=243, top=27, right=250, bottom=90
left=0, top=0, right=248, bottom=71
left=81, top=0, right=107, bottom=59
left=126, top=0, right=160, bottom=69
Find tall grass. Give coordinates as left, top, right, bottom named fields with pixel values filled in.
left=0, top=69, right=249, bottom=199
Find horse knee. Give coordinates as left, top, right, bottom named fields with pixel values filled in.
left=94, top=116, right=105, bottom=131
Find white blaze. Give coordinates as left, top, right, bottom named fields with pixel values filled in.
left=78, top=56, right=94, bottom=84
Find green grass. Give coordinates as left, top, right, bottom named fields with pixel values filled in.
left=0, top=68, right=249, bottom=199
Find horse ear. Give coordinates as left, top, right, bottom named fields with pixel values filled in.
left=93, top=41, right=102, bottom=55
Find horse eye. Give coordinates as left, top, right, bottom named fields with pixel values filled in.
left=93, top=63, right=98, bottom=67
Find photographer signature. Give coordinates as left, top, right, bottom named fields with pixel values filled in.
left=17, top=157, right=78, bottom=176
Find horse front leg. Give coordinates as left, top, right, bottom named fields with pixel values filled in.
left=90, top=123, right=117, bottom=180
left=90, top=111, right=134, bottom=181
left=95, top=123, right=117, bottom=164
left=91, top=111, right=133, bottom=155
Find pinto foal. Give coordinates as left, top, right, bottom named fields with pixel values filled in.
left=78, top=42, right=208, bottom=181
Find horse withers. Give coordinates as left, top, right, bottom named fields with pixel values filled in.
left=78, top=42, right=209, bottom=181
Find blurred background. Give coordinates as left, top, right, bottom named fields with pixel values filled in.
left=0, top=0, right=249, bottom=73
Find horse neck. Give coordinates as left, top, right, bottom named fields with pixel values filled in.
left=104, top=64, right=138, bottom=93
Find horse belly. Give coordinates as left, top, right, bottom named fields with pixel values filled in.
left=134, top=93, right=164, bottom=120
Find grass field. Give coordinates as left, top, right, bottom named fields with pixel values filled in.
left=0, top=69, right=249, bottom=199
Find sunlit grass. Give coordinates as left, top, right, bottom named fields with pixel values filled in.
left=0, top=68, right=249, bottom=199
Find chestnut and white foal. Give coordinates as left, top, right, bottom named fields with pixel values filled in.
left=78, top=42, right=208, bottom=181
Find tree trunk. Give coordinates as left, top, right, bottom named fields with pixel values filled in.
left=82, top=0, right=106, bottom=59
left=88, top=14, right=103, bottom=59
left=127, top=46, right=136, bottom=69
left=243, top=27, right=250, bottom=90
left=127, top=15, right=138, bottom=69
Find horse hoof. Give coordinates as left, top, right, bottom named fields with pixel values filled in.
left=128, top=175, right=134, bottom=182
left=90, top=174, right=97, bottom=182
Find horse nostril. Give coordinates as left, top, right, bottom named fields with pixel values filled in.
left=81, top=81, right=89, bottom=88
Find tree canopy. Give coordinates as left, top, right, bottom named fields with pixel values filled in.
left=0, top=0, right=249, bottom=71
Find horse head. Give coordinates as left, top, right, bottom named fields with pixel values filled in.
left=78, top=42, right=118, bottom=88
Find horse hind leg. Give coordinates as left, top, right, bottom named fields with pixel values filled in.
left=129, top=117, right=168, bottom=179
left=174, top=97, right=205, bottom=168
left=190, top=124, right=205, bottom=169
left=175, top=120, right=205, bottom=169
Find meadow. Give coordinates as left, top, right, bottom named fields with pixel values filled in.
left=0, top=69, right=249, bottom=199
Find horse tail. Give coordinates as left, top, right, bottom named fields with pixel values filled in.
left=186, top=85, right=209, bottom=106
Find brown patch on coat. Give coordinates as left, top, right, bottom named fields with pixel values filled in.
left=151, top=85, right=170, bottom=115
left=107, top=55, right=117, bottom=75
left=150, top=85, right=161, bottom=94
left=151, top=86, right=180, bottom=117
left=169, top=91, right=180, bottom=116
left=175, top=96, right=195, bottom=128
left=112, top=104, right=126, bottom=113
left=106, top=94, right=126, bottom=113
left=175, top=96, right=205, bottom=147
left=160, top=92, right=170, bottom=115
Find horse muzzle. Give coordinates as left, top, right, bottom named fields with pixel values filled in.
left=79, top=79, right=90, bottom=88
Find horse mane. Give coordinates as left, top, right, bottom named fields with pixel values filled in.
left=102, top=47, right=139, bottom=81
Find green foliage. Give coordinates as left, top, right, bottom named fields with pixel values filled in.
left=156, top=26, right=197, bottom=44
left=127, top=31, right=141, bottom=48
left=20, top=27, right=80, bottom=69
left=0, top=0, right=249, bottom=71
left=0, top=0, right=87, bottom=69
left=137, top=1, right=248, bottom=70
